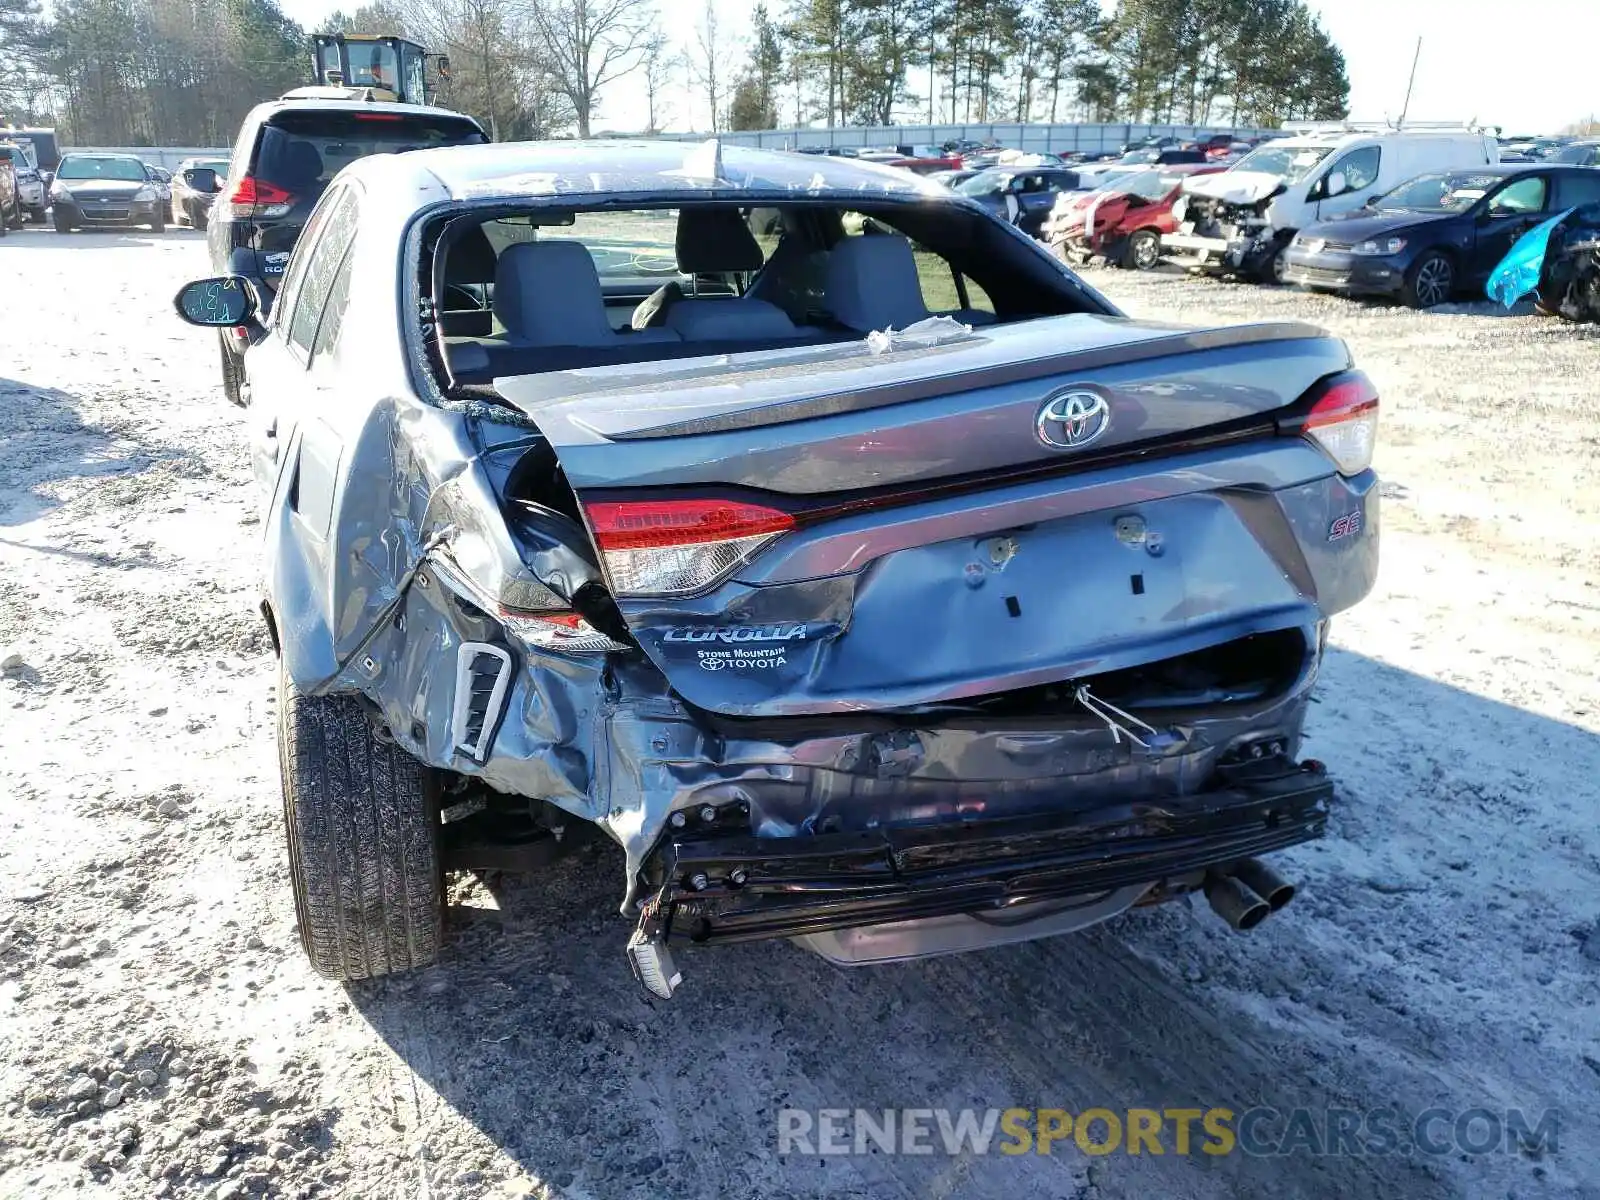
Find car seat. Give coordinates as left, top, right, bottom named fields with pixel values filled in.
left=822, top=234, right=994, bottom=332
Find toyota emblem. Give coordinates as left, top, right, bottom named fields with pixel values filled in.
left=1035, top=389, right=1111, bottom=450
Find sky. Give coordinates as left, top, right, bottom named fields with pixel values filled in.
left=273, top=0, right=1599, bottom=137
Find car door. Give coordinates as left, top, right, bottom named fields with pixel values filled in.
left=1469, top=175, right=1549, bottom=283
left=1016, top=172, right=1071, bottom=233
left=1312, top=145, right=1381, bottom=221
left=244, top=184, right=359, bottom=501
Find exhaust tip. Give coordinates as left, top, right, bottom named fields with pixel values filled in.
left=1231, top=858, right=1295, bottom=912
left=1204, top=874, right=1270, bottom=932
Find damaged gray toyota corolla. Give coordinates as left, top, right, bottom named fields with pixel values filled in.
left=172, top=140, right=1379, bottom=998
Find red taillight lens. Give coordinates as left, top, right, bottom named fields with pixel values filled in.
left=585, top=499, right=795, bottom=596
left=228, top=176, right=292, bottom=206
left=587, top=500, right=794, bottom=550
left=1291, top=372, right=1379, bottom=476
left=353, top=112, right=404, bottom=121
left=227, top=176, right=294, bottom=219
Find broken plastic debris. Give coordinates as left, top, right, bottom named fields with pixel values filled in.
left=865, top=315, right=973, bottom=355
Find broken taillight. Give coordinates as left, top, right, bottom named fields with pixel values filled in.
left=1289, top=371, right=1379, bottom=476
left=226, top=176, right=294, bottom=220
left=585, top=498, right=795, bottom=597
left=497, top=609, right=629, bottom=653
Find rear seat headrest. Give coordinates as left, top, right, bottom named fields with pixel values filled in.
left=823, top=234, right=932, bottom=332
left=493, top=241, right=615, bottom=345
left=676, top=206, right=765, bottom=275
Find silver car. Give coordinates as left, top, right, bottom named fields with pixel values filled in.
left=170, top=156, right=230, bottom=230
left=171, top=141, right=1381, bottom=998
left=0, top=142, right=45, bottom=221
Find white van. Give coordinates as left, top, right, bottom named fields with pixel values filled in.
left=1162, top=125, right=1500, bottom=281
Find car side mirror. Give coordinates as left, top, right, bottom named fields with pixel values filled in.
left=184, top=167, right=219, bottom=193
left=173, top=277, right=258, bottom=327
left=1324, top=171, right=1348, bottom=198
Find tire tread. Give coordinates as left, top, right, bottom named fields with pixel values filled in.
left=278, top=665, right=442, bottom=980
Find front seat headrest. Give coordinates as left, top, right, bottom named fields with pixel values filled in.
left=675, top=206, right=766, bottom=275
left=444, top=224, right=498, bottom=288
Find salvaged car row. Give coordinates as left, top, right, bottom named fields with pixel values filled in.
left=1030, top=121, right=1600, bottom=321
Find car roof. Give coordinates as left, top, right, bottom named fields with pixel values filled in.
left=247, top=96, right=482, bottom=126
left=365, top=139, right=946, bottom=204
left=1425, top=164, right=1590, bottom=178
left=59, top=151, right=143, bottom=162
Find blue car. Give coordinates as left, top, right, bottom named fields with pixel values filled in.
left=1284, top=164, right=1600, bottom=307
left=169, top=141, right=1381, bottom=997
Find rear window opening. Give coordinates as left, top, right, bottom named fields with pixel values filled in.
left=418, top=199, right=1096, bottom=399
left=252, top=110, right=485, bottom=201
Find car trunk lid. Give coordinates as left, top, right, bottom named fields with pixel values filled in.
left=493, top=313, right=1359, bottom=717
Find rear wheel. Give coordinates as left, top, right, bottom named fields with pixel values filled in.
left=1401, top=251, right=1454, bottom=308
left=278, top=660, right=444, bottom=981
left=192, top=206, right=208, bottom=232
left=219, top=335, right=246, bottom=407
left=1123, top=229, right=1162, bottom=271
left=151, top=210, right=165, bottom=233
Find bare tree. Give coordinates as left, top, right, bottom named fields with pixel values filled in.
left=524, top=0, right=652, bottom=137
left=692, top=0, right=720, bottom=133
left=639, top=23, right=675, bottom=133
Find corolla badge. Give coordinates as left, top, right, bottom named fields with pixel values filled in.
left=1035, top=389, right=1111, bottom=450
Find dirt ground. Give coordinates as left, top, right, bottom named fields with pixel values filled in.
left=1, top=228, right=1597, bottom=1200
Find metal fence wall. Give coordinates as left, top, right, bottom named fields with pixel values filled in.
left=79, top=122, right=1277, bottom=166
left=649, top=123, right=1278, bottom=155
left=78, top=147, right=229, bottom=169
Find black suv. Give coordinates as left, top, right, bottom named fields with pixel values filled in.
left=207, top=95, right=487, bottom=404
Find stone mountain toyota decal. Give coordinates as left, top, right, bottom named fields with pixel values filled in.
left=1036, top=389, right=1111, bottom=450
left=663, top=624, right=809, bottom=671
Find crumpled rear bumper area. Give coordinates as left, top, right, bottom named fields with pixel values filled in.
left=641, top=758, right=1331, bottom=947
left=373, top=555, right=1328, bottom=899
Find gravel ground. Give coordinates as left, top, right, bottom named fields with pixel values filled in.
left=1, top=228, right=1597, bottom=1200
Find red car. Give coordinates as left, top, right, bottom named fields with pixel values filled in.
left=1048, top=164, right=1226, bottom=270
